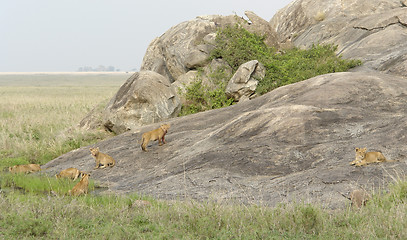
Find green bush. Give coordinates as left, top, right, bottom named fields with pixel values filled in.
left=257, top=44, right=361, bottom=95
left=180, top=25, right=361, bottom=115
left=210, top=25, right=272, bottom=72
left=179, top=66, right=234, bottom=116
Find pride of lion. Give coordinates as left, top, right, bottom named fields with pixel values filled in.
left=6, top=124, right=172, bottom=196
left=9, top=123, right=399, bottom=207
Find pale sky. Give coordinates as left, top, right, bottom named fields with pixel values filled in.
left=1, top=0, right=292, bottom=72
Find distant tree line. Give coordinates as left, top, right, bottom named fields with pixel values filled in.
left=77, top=65, right=120, bottom=72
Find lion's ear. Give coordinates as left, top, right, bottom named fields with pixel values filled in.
left=363, top=147, right=367, bottom=151
left=355, top=148, right=359, bottom=152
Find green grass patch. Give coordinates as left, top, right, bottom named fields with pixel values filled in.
left=0, top=157, right=30, bottom=172
left=0, top=172, right=95, bottom=195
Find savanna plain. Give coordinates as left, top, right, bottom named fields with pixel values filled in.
left=0, top=73, right=407, bottom=239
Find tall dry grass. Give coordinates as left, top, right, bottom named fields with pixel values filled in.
left=1, top=183, right=407, bottom=239
left=0, top=73, right=130, bottom=165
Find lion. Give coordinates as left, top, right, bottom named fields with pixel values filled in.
left=350, top=189, right=370, bottom=208
left=9, top=164, right=41, bottom=174
left=141, top=124, right=170, bottom=152
left=350, top=147, right=396, bottom=166
left=69, top=173, right=90, bottom=196
left=90, top=147, right=116, bottom=169
left=55, top=167, right=85, bottom=181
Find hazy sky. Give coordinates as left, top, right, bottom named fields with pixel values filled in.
left=1, top=0, right=292, bottom=72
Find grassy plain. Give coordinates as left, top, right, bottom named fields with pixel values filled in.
left=0, top=72, right=406, bottom=239
left=0, top=72, right=130, bottom=166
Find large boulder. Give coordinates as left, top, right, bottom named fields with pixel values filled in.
left=270, top=0, right=407, bottom=77
left=270, top=0, right=402, bottom=42
left=141, top=13, right=279, bottom=83
left=81, top=71, right=181, bottom=134
left=244, top=11, right=279, bottom=47
left=225, top=60, right=265, bottom=101
left=46, top=72, right=407, bottom=209
left=140, top=15, right=237, bottom=83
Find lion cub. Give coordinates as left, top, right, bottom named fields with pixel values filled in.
left=141, top=124, right=170, bottom=152
left=9, top=164, right=41, bottom=174
left=350, top=189, right=370, bottom=208
left=69, top=173, right=90, bottom=196
left=56, top=167, right=85, bottom=181
left=90, top=147, right=116, bottom=169
left=350, top=147, right=396, bottom=166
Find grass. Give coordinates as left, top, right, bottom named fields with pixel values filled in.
left=0, top=73, right=130, bottom=167
left=0, top=73, right=406, bottom=238
left=0, top=172, right=95, bottom=195
left=0, top=72, right=130, bottom=87
left=0, top=181, right=407, bottom=239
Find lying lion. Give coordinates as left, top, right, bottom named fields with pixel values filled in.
left=350, top=147, right=396, bottom=166
left=9, top=164, right=41, bottom=174
left=56, top=167, right=86, bottom=181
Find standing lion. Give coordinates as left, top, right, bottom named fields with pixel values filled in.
left=141, top=124, right=170, bottom=151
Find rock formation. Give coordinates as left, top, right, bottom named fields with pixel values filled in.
left=270, top=0, right=407, bottom=77
left=68, top=0, right=407, bottom=208
left=225, top=60, right=265, bottom=102
left=46, top=72, right=407, bottom=209
left=82, top=12, right=278, bottom=132
left=141, top=13, right=279, bottom=83
left=80, top=71, right=181, bottom=134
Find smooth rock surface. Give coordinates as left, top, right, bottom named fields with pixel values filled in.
left=81, top=71, right=181, bottom=134
left=46, top=72, right=407, bottom=208
left=270, top=0, right=407, bottom=77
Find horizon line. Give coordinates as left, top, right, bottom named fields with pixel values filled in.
left=0, top=71, right=135, bottom=75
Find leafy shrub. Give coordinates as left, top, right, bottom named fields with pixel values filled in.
left=210, top=25, right=272, bottom=72
left=179, top=67, right=234, bottom=116
left=180, top=25, right=361, bottom=115
left=257, top=44, right=361, bottom=95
